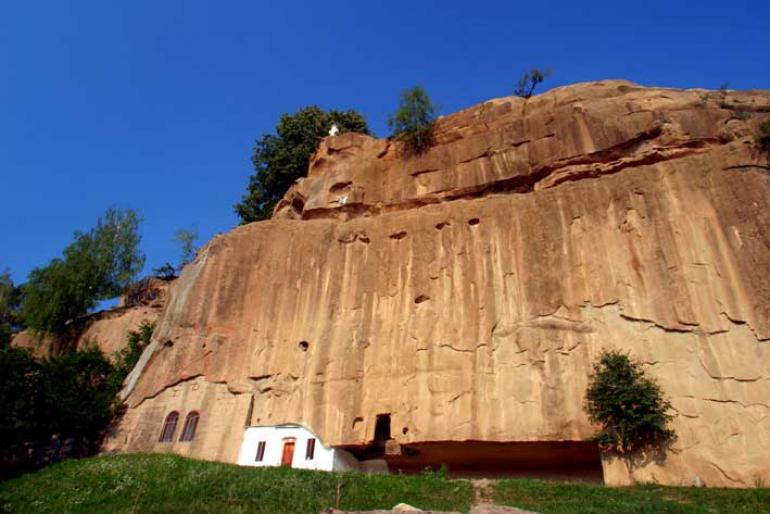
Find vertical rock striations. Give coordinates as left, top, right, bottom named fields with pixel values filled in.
left=110, top=81, right=770, bottom=487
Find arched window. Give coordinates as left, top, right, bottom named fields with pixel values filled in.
left=179, top=411, right=200, bottom=442
left=159, top=411, right=179, bottom=442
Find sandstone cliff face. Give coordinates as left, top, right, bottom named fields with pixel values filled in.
left=112, top=81, right=770, bottom=487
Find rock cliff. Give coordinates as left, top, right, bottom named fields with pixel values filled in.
left=110, top=81, right=770, bottom=487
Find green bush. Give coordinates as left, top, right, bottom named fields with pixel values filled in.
left=112, top=320, right=155, bottom=379
left=585, top=349, right=675, bottom=456
left=388, top=86, right=437, bottom=156
left=0, top=344, right=123, bottom=477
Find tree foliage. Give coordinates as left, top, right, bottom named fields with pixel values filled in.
left=174, top=228, right=198, bottom=271
left=0, top=345, right=123, bottom=476
left=20, top=209, right=145, bottom=337
left=514, top=68, right=551, bottom=99
left=112, top=320, right=154, bottom=379
left=0, top=321, right=153, bottom=476
left=388, top=86, right=437, bottom=156
left=0, top=347, right=42, bottom=447
left=0, top=271, right=22, bottom=347
left=235, top=107, right=370, bottom=223
left=585, top=349, right=675, bottom=456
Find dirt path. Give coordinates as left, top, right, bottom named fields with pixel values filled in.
left=470, top=479, right=496, bottom=505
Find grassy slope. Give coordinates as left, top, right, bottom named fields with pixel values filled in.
left=0, top=454, right=472, bottom=514
left=493, top=478, right=770, bottom=514
left=2, top=454, right=769, bottom=514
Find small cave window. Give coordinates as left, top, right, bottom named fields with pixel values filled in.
left=374, top=414, right=392, bottom=445
left=291, top=196, right=306, bottom=213
left=178, top=411, right=200, bottom=442
left=468, top=218, right=480, bottom=226
left=158, top=411, right=179, bottom=443
left=298, top=341, right=309, bottom=352
left=305, top=438, right=316, bottom=460
left=255, top=441, right=267, bottom=462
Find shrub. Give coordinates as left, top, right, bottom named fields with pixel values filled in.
left=112, top=321, right=155, bottom=380
left=152, top=263, right=177, bottom=280
left=585, top=349, right=675, bottom=456
left=388, top=86, right=437, bottom=156
left=514, top=69, right=551, bottom=99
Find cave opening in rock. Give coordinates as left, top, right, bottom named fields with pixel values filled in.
left=384, top=441, right=604, bottom=482
left=374, top=414, right=391, bottom=447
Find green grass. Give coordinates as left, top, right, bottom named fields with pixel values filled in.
left=0, top=454, right=472, bottom=514
left=3, top=455, right=769, bottom=514
left=492, top=478, right=770, bottom=514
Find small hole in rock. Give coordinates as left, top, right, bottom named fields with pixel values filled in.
left=435, top=222, right=450, bottom=230
left=298, top=341, right=309, bottom=351
left=468, top=218, right=480, bottom=226
left=389, top=230, right=408, bottom=240
left=402, top=427, right=409, bottom=435
left=414, top=295, right=430, bottom=304
left=291, top=196, right=305, bottom=213
left=164, top=340, right=174, bottom=348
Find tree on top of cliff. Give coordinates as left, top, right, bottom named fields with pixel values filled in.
left=235, top=107, right=371, bottom=224
left=585, top=349, right=675, bottom=459
left=20, top=208, right=145, bottom=339
left=514, top=69, right=551, bottom=99
left=388, top=86, right=437, bottom=156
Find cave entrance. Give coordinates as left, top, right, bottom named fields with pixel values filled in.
left=385, top=441, right=604, bottom=483
left=374, top=414, right=391, bottom=449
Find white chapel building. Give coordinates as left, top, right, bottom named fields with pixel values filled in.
left=236, top=423, right=362, bottom=472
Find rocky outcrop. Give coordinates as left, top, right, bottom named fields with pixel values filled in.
left=110, top=81, right=770, bottom=487
left=12, top=277, right=171, bottom=359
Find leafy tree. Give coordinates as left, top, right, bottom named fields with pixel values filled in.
left=174, top=228, right=198, bottom=271
left=37, top=345, right=121, bottom=449
left=585, top=349, right=675, bottom=457
left=0, top=271, right=22, bottom=347
left=514, top=68, right=551, bottom=99
left=20, top=208, right=145, bottom=338
left=235, top=107, right=370, bottom=223
left=0, top=344, right=123, bottom=475
left=388, top=86, right=437, bottom=156
left=0, top=347, right=43, bottom=452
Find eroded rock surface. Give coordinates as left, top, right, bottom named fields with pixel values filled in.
left=109, top=81, right=770, bottom=487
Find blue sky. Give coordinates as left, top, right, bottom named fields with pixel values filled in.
left=1, top=0, right=768, bottom=287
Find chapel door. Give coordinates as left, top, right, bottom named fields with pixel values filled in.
left=281, top=439, right=295, bottom=467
